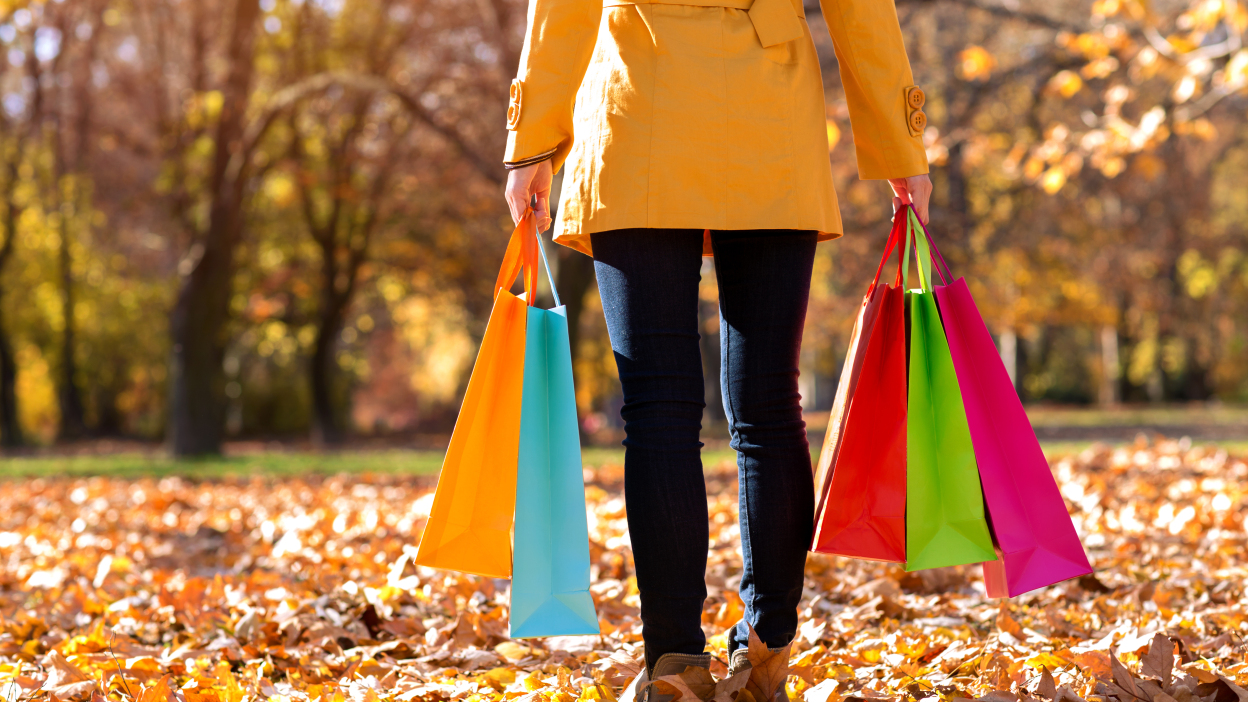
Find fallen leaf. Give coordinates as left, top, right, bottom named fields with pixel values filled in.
left=1140, top=635, right=1175, bottom=686
left=1109, top=650, right=1143, bottom=699
left=803, top=679, right=839, bottom=702
left=744, top=624, right=791, bottom=702
left=996, top=607, right=1024, bottom=639
left=1037, top=668, right=1057, bottom=700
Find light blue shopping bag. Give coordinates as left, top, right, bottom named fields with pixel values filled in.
left=509, top=240, right=599, bottom=638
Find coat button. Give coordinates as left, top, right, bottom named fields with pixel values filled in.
left=906, top=86, right=925, bottom=110
left=908, top=109, right=927, bottom=134
left=506, top=79, right=523, bottom=130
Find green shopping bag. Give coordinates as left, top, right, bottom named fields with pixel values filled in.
left=903, top=211, right=997, bottom=571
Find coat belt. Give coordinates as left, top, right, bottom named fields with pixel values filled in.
left=603, top=0, right=806, bottom=47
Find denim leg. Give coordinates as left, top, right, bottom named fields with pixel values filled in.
left=711, top=229, right=817, bottom=653
left=592, top=228, right=709, bottom=670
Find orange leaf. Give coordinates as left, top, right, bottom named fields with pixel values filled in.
left=744, top=624, right=791, bottom=702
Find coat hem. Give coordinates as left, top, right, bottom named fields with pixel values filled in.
left=553, top=223, right=843, bottom=258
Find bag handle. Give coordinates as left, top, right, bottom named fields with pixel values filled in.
left=909, top=218, right=936, bottom=291
left=494, top=208, right=561, bottom=307
left=870, top=204, right=951, bottom=293
left=906, top=207, right=952, bottom=284
left=870, top=208, right=909, bottom=293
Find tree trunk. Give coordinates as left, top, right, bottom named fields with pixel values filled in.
left=999, top=329, right=1018, bottom=392
left=0, top=166, right=22, bottom=449
left=57, top=202, right=87, bottom=439
left=57, top=4, right=103, bottom=441
left=1099, top=324, right=1119, bottom=406
left=311, top=258, right=346, bottom=446
left=167, top=0, right=261, bottom=457
left=0, top=292, right=20, bottom=449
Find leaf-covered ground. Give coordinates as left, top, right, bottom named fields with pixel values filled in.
left=2, top=438, right=1245, bottom=702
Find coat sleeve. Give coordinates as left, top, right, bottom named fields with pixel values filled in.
left=818, top=0, right=929, bottom=180
left=503, top=0, right=603, bottom=173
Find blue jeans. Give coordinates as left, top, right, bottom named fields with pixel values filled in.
left=591, top=228, right=817, bottom=668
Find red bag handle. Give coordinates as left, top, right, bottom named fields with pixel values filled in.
left=869, top=207, right=909, bottom=293
left=494, top=208, right=540, bottom=307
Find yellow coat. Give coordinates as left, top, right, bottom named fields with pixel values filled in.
left=504, top=0, right=929, bottom=256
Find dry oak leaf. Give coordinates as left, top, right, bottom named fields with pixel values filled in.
left=996, top=607, right=1025, bottom=640
left=654, top=667, right=717, bottom=702
left=1036, top=668, right=1058, bottom=700
left=1137, top=637, right=1174, bottom=686
left=39, top=651, right=97, bottom=701
left=711, top=670, right=751, bottom=702
left=1109, top=650, right=1145, bottom=701
left=744, top=624, right=792, bottom=702
left=1054, top=686, right=1089, bottom=702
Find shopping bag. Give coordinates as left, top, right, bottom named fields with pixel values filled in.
left=811, top=214, right=903, bottom=526
left=917, top=215, right=1092, bottom=596
left=510, top=300, right=600, bottom=637
left=811, top=209, right=908, bottom=562
left=414, top=213, right=541, bottom=579
left=902, top=212, right=997, bottom=571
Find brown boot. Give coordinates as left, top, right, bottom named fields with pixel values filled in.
left=725, top=646, right=790, bottom=701
left=621, top=653, right=713, bottom=702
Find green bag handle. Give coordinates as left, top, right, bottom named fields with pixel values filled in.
left=900, top=205, right=934, bottom=292
left=908, top=206, right=955, bottom=285
left=901, top=216, right=912, bottom=291
left=911, top=210, right=933, bottom=292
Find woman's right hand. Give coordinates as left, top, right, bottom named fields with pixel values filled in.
left=888, top=174, right=932, bottom=224
left=505, top=160, right=554, bottom=231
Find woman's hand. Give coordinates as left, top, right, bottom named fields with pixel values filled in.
left=505, top=160, right=554, bottom=231
left=888, top=174, right=932, bottom=224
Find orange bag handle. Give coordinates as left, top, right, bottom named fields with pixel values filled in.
left=494, top=208, right=561, bottom=307
left=495, top=209, right=540, bottom=307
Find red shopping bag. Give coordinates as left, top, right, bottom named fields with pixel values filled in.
left=916, top=222, right=1093, bottom=596
left=811, top=210, right=908, bottom=562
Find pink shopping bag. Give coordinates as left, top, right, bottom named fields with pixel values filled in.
left=918, top=223, right=1092, bottom=597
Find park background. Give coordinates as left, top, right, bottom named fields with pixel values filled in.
left=0, top=0, right=1246, bottom=458
left=0, top=2, right=1246, bottom=702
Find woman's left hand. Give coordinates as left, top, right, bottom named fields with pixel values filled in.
left=888, top=174, right=932, bottom=224
left=505, top=160, right=554, bottom=231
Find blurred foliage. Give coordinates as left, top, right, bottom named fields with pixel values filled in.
left=0, top=0, right=1245, bottom=446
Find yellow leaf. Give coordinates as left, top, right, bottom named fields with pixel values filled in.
left=496, top=641, right=532, bottom=662
left=1225, top=50, right=1248, bottom=87
left=485, top=668, right=517, bottom=686
left=1026, top=652, right=1071, bottom=670
left=958, top=46, right=997, bottom=81
left=523, top=671, right=545, bottom=692
left=1050, top=70, right=1084, bottom=98
left=1042, top=167, right=1067, bottom=194
left=1099, top=156, right=1125, bottom=177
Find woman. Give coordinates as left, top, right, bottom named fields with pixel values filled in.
left=502, top=0, right=932, bottom=686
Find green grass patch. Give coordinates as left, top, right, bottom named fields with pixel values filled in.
left=1024, top=404, right=1248, bottom=427
left=2, top=439, right=1241, bottom=481
left=0, top=450, right=446, bottom=480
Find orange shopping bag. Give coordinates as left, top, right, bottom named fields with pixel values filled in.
left=414, top=216, right=540, bottom=578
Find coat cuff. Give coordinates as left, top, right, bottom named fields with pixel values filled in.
left=853, top=84, right=931, bottom=180
left=504, top=147, right=558, bottom=170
